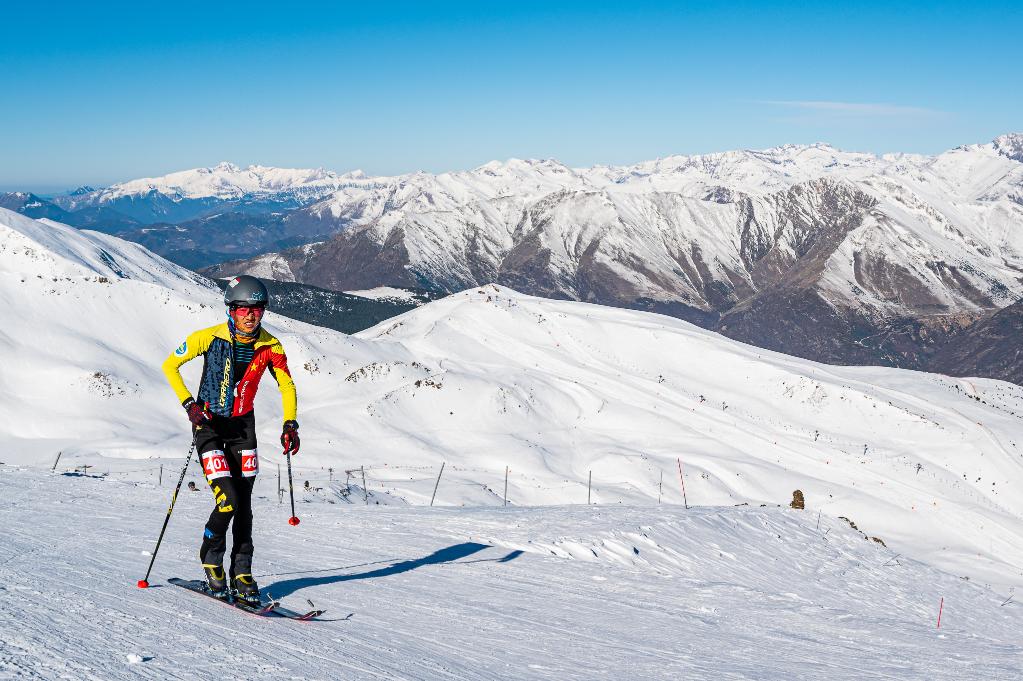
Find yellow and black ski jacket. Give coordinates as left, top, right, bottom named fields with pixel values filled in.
left=162, top=322, right=297, bottom=424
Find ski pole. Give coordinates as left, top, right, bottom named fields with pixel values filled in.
left=286, top=447, right=300, bottom=526
left=138, top=439, right=196, bottom=588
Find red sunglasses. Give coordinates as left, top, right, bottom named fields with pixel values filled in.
left=230, top=304, right=266, bottom=316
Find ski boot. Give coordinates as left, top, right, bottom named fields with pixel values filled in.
left=232, top=573, right=261, bottom=606
left=202, top=564, right=229, bottom=598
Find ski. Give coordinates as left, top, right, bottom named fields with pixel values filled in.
left=168, top=578, right=326, bottom=620
left=272, top=603, right=327, bottom=621
left=168, top=578, right=277, bottom=616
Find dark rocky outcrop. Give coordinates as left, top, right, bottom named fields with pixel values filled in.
left=928, top=299, right=1023, bottom=385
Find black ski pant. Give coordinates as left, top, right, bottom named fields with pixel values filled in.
left=194, top=412, right=259, bottom=577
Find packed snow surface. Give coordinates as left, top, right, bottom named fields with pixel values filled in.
left=2, top=466, right=1022, bottom=680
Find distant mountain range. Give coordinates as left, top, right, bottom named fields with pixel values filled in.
left=6, top=135, right=1022, bottom=381
left=0, top=191, right=142, bottom=232
left=205, top=134, right=1023, bottom=377
left=1, top=163, right=374, bottom=268
left=48, top=162, right=362, bottom=223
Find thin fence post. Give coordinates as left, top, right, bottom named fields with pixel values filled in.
left=159, top=465, right=163, bottom=486
left=658, top=470, right=663, bottom=504
left=361, top=466, right=369, bottom=505
left=677, top=458, right=688, bottom=509
left=329, top=467, right=334, bottom=482
left=504, top=466, right=509, bottom=507
left=587, top=470, right=592, bottom=505
left=52, top=451, right=62, bottom=471
left=430, top=462, right=445, bottom=507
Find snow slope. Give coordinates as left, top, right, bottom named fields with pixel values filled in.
left=3, top=208, right=1023, bottom=593
left=2, top=466, right=1022, bottom=680
left=345, top=286, right=425, bottom=303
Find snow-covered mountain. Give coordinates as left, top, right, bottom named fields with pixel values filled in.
left=51, top=162, right=365, bottom=224
left=207, top=134, right=1023, bottom=368
left=1, top=190, right=142, bottom=233
left=4, top=206, right=1023, bottom=591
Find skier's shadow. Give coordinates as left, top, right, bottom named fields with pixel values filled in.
left=265, top=542, right=514, bottom=599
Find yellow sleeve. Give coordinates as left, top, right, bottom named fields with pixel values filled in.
left=161, top=328, right=214, bottom=405
left=268, top=341, right=298, bottom=423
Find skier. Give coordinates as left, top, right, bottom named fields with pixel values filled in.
left=161, top=275, right=300, bottom=604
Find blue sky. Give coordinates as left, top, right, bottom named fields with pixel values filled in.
left=2, top=1, right=1020, bottom=191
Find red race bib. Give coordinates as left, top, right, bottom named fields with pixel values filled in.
left=202, top=450, right=230, bottom=480
left=240, top=449, right=259, bottom=478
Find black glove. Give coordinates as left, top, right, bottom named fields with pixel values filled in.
left=183, top=398, right=211, bottom=427
left=281, top=420, right=300, bottom=455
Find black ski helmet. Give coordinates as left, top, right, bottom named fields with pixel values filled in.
left=224, top=275, right=269, bottom=308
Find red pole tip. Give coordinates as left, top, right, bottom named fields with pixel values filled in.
left=137, top=579, right=149, bottom=588
left=288, top=516, right=300, bottom=526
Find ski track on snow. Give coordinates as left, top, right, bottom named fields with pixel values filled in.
left=2, top=467, right=1023, bottom=680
